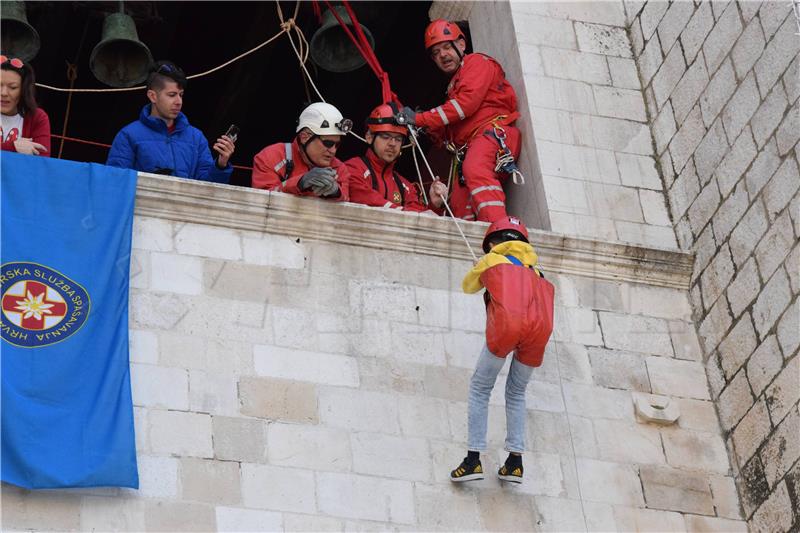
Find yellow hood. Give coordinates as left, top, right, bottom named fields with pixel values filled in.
left=462, top=240, right=539, bottom=294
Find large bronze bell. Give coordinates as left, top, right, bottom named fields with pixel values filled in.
left=89, top=8, right=153, bottom=87
left=310, top=6, right=375, bottom=73
left=1, top=1, right=41, bottom=62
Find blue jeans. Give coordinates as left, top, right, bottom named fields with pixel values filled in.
left=468, top=344, right=534, bottom=453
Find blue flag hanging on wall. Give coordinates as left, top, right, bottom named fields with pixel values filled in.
left=1, top=152, right=139, bottom=489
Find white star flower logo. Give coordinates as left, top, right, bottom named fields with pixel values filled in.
left=14, top=291, right=55, bottom=321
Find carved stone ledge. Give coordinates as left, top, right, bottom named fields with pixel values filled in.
left=135, top=174, right=694, bottom=290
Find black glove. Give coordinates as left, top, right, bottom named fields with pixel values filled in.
left=298, top=167, right=337, bottom=193
left=395, top=106, right=416, bottom=127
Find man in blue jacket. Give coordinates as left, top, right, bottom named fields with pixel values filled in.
left=106, top=61, right=234, bottom=183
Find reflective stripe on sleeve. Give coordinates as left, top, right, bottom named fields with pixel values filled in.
left=450, top=99, right=465, bottom=120
left=475, top=200, right=506, bottom=213
left=470, top=185, right=504, bottom=197
left=435, top=106, right=449, bottom=125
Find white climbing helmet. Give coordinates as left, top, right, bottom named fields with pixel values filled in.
left=296, top=102, right=352, bottom=136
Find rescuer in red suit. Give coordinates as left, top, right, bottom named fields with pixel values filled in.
left=397, top=20, right=522, bottom=223
left=449, top=216, right=555, bottom=484
left=345, top=104, right=447, bottom=213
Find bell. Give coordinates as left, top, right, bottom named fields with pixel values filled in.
left=0, top=1, right=41, bottom=62
left=89, top=10, right=153, bottom=87
left=310, top=6, right=375, bottom=73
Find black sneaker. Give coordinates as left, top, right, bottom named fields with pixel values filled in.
left=498, top=462, right=523, bottom=483
left=450, top=458, right=484, bottom=482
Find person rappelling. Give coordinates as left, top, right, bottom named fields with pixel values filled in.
left=396, top=19, right=524, bottom=224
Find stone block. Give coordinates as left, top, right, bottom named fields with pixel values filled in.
left=215, top=507, right=282, bottom=532
left=132, top=216, right=174, bottom=252
left=718, top=369, right=755, bottom=432
left=556, top=341, right=593, bottom=384
left=710, top=474, right=743, bottom=519
left=752, top=85, right=789, bottom=149
left=424, top=365, right=470, bottom=402
left=212, top=416, right=266, bottom=463
left=669, top=106, right=706, bottom=174
left=746, top=139, right=782, bottom=201
left=267, top=422, right=352, bottom=472
left=693, top=118, right=729, bottom=185
left=174, top=222, right=242, bottom=260
left=613, top=505, right=687, bottom=532
left=662, top=428, right=731, bottom=472
left=747, top=335, right=784, bottom=396
left=319, top=387, right=399, bottom=433
left=389, top=322, right=447, bottom=367
left=129, top=329, right=158, bottom=364
left=150, top=252, right=203, bottom=295
left=563, top=383, right=634, bottom=421
left=761, top=406, right=800, bottom=487
left=698, top=295, right=733, bottom=354
left=590, top=117, right=653, bottom=155
left=448, top=290, right=486, bottom=333
left=513, top=11, right=577, bottom=49
left=669, top=159, right=701, bottom=220
left=238, top=376, right=318, bottom=423
left=712, top=183, right=750, bottom=255
left=595, top=419, right=665, bottom=464
left=412, top=483, right=480, bottom=530
left=130, top=363, right=189, bottom=410
left=652, top=40, right=686, bottom=109
left=241, top=231, right=305, bottom=269
left=722, top=72, right=760, bottom=143
left=80, top=496, right=145, bottom=532
left=703, top=1, right=743, bottom=74
left=552, top=306, right=603, bottom=346
left=676, top=398, right=719, bottom=431
left=684, top=515, right=748, bottom=532
left=282, top=513, right=342, bottom=532
left=476, top=490, right=538, bottom=532
left=189, top=369, right=238, bottom=416
left=736, top=455, right=770, bottom=518
left=575, top=21, right=631, bottom=57
left=732, top=399, right=772, bottom=466
left=640, top=464, right=714, bottom=514
left=351, top=432, right=430, bottom=481
left=700, top=58, right=737, bottom=127
left=714, top=126, right=757, bottom=197
left=531, top=496, right=587, bottom=532
left=652, top=103, right=678, bottom=157
left=130, top=291, right=191, bottom=331
left=681, top=1, right=714, bottom=63
left=760, top=0, right=793, bottom=39
left=174, top=295, right=271, bottom=345
left=732, top=17, right=766, bottom=78
left=180, top=457, right=241, bottom=505
left=750, top=481, right=794, bottom=532
left=777, top=300, right=799, bottom=358
left=754, top=16, right=798, bottom=98
left=588, top=347, right=650, bottom=391
left=414, top=285, right=452, bottom=329
left=317, top=472, right=415, bottom=524
left=149, top=410, right=212, bottom=458
left=752, top=269, right=791, bottom=339
left=398, top=395, right=452, bottom=439
left=527, top=411, right=573, bottom=455
left=788, top=245, right=800, bottom=294
left=576, top=458, right=644, bottom=505
left=776, top=100, right=799, bottom=155
left=598, top=311, right=673, bottom=357
left=669, top=320, right=703, bottom=361
left=730, top=200, right=769, bottom=268
left=647, top=356, right=711, bottom=400
left=700, top=244, right=735, bottom=309
left=143, top=500, right=216, bottom=532
left=253, top=344, right=359, bottom=387
left=640, top=189, right=672, bottom=226
left=240, top=463, right=316, bottom=513
left=718, top=314, right=758, bottom=379
left=756, top=212, right=794, bottom=282
left=639, top=35, right=664, bottom=87
left=706, top=355, right=726, bottom=401
left=540, top=47, right=611, bottom=85
left=639, top=0, right=669, bottom=40
left=137, top=455, right=179, bottom=498
left=129, top=248, right=149, bottom=289
left=594, top=86, right=647, bottom=122
left=764, top=157, right=800, bottom=221
left=657, top=0, right=695, bottom=53
left=608, top=56, right=641, bottom=89
left=672, top=54, right=710, bottom=125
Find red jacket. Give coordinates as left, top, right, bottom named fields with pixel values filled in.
left=415, top=53, right=518, bottom=146
left=251, top=139, right=350, bottom=201
left=344, top=150, right=429, bottom=212
left=1, top=108, right=51, bottom=156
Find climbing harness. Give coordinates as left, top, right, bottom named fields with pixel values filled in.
left=489, top=125, right=525, bottom=185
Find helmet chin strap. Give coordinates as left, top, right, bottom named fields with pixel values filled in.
left=298, top=134, right=320, bottom=167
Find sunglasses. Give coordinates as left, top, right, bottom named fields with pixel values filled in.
left=315, top=137, right=341, bottom=149
left=0, top=55, right=24, bottom=68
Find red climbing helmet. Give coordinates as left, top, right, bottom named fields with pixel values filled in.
left=365, top=104, right=408, bottom=136
left=482, top=216, right=530, bottom=253
left=424, top=19, right=465, bottom=50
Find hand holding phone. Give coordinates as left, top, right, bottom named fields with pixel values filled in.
left=224, top=124, right=240, bottom=143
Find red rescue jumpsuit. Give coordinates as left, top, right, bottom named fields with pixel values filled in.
left=415, top=53, right=521, bottom=223
left=344, top=150, right=430, bottom=212
left=251, top=139, right=350, bottom=201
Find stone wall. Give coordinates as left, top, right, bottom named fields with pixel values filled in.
left=2, top=176, right=745, bottom=531
left=624, top=0, right=800, bottom=530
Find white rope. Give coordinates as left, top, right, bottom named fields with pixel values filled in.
left=495, top=150, right=525, bottom=185
left=409, top=137, right=429, bottom=205
left=408, top=125, right=478, bottom=262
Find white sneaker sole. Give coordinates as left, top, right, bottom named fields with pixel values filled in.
left=450, top=473, right=484, bottom=482
left=498, top=474, right=523, bottom=483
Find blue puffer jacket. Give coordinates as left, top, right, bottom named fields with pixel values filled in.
left=106, top=104, right=231, bottom=183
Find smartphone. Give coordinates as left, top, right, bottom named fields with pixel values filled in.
left=224, top=124, right=240, bottom=143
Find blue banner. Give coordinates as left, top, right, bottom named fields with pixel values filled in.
left=1, top=152, right=139, bottom=489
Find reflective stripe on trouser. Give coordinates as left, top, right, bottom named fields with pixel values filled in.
left=461, top=125, right=522, bottom=223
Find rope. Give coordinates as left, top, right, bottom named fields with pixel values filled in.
left=410, top=140, right=429, bottom=205
left=408, top=126, right=478, bottom=261
left=36, top=25, right=289, bottom=93
left=57, top=62, right=79, bottom=158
